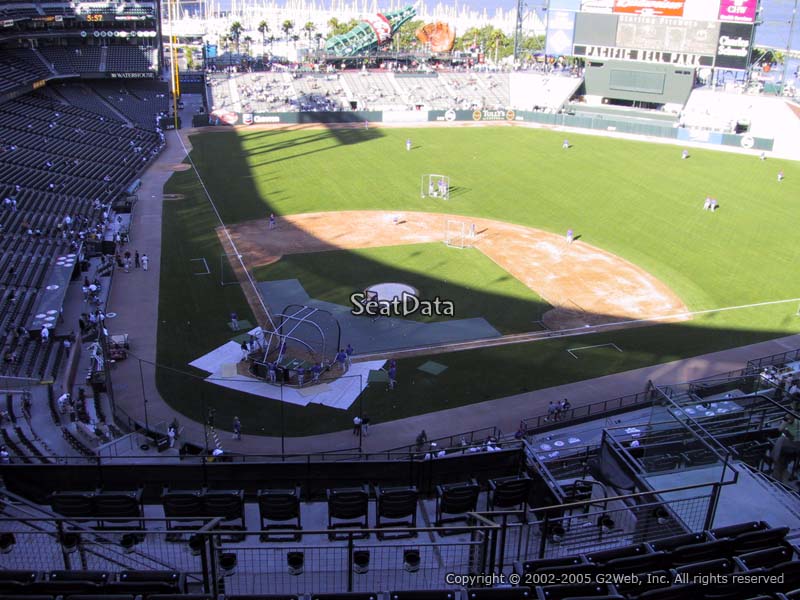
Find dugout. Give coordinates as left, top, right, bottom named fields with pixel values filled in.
left=582, top=59, right=695, bottom=108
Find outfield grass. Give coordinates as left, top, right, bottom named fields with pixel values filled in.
left=252, top=244, right=549, bottom=334
left=157, top=126, right=800, bottom=436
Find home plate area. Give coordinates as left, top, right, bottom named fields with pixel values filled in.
left=188, top=326, right=385, bottom=410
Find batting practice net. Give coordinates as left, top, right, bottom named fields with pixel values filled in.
left=421, top=174, right=450, bottom=200
left=259, top=305, right=341, bottom=367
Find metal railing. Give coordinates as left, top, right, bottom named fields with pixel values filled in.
left=746, top=348, right=800, bottom=374
left=520, top=389, right=655, bottom=434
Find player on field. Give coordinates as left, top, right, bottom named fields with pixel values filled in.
left=428, top=180, right=435, bottom=197
left=703, top=196, right=712, bottom=210
left=778, top=170, right=784, bottom=182
left=566, top=228, right=574, bottom=244
left=562, top=139, right=570, bottom=149
left=682, top=149, right=689, bottom=160
left=406, top=138, right=412, bottom=151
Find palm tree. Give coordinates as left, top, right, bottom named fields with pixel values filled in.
left=229, top=21, right=244, bottom=56
left=493, top=29, right=505, bottom=64
left=281, top=19, right=294, bottom=41
left=314, top=32, right=323, bottom=50
left=291, top=34, right=300, bottom=48
left=302, top=21, right=316, bottom=43
left=257, top=20, right=269, bottom=49
left=327, top=17, right=340, bottom=36
left=243, top=35, right=253, bottom=57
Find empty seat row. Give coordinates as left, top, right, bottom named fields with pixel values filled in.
left=0, top=570, right=185, bottom=596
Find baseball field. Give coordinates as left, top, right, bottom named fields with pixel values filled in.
left=158, top=124, right=800, bottom=436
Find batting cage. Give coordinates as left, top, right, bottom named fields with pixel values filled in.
left=256, top=305, right=341, bottom=371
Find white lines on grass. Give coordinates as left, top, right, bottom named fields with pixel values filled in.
left=567, top=343, right=622, bottom=359
left=190, top=257, right=210, bottom=275
left=173, top=131, right=276, bottom=330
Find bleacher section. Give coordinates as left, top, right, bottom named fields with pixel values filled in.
left=206, top=70, right=583, bottom=114
left=0, top=91, right=162, bottom=378
left=38, top=46, right=103, bottom=74
left=0, top=48, right=51, bottom=94
left=105, top=46, right=156, bottom=73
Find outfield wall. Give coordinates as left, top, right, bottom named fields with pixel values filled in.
left=205, top=108, right=774, bottom=152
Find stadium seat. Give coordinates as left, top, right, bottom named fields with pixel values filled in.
left=586, top=543, right=649, bottom=564
left=48, top=571, right=109, bottom=583
left=488, top=474, right=531, bottom=513
left=556, top=597, right=623, bottom=600
left=161, top=488, right=204, bottom=530
left=50, top=490, right=93, bottom=519
left=104, top=571, right=185, bottom=596
left=68, top=595, right=135, bottom=600
left=736, top=546, right=794, bottom=569
left=517, top=556, right=586, bottom=575
left=766, top=561, right=800, bottom=591
left=435, top=479, right=480, bottom=529
left=93, top=489, right=143, bottom=529
left=613, top=570, right=672, bottom=596
left=0, top=572, right=38, bottom=584
left=536, top=583, right=609, bottom=600
left=536, top=563, right=598, bottom=577
left=468, top=587, right=534, bottom=600
left=202, top=488, right=245, bottom=529
left=668, top=539, right=732, bottom=565
left=730, top=526, right=790, bottom=553
left=389, top=592, right=457, bottom=600
left=647, top=532, right=708, bottom=552
left=375, top=485, right=418, bottom=538
left=311, top=595, right=378, bottom=600
left=604, top=551, right=669, bottom=573
left=327, top=485, right=369, bottom=540
left=710, top=521, right=768, bottom=539
left=21, top=581, right=100, bottom=595
left=674, top=557, right=735, bottom=578
left=631, top=584, right=700, bottom=600
left=149, top=596, right=214, bottom=600
left=257, top=487, right=301, bottom=542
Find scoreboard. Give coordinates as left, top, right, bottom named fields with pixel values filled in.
left=567, top=3, right=753, bottom=70
left=615, top=15, right=719, bottom=55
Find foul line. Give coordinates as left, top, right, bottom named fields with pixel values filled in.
left=355, top=296, right=800, bottom=361
left=174, top=131, right=276, bottom=331
left=567, top=343, right=622, bottom=359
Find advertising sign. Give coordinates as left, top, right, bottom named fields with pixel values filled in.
left=574, top=44, right=714, bottom=66
left=718, top=0, right=757, bottom=23
left=715, top=22, right=753, bottom=69
left=613, top=0, right=685, bottom=17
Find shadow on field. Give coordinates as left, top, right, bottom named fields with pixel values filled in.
left=142, top=126, right=800, bottom=443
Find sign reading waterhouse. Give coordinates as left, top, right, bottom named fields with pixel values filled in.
left=718, top=0, right=757, bottom=23
left=715, top=22, right=753, bottom=69
left=613, top=0, right=685, bottom=17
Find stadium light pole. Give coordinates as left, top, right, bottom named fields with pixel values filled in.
left=782, top=0, right=799, bottom=89
left=167, top=0, right=181, bottom=130
left=137, top=357, right=150, bottom=435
